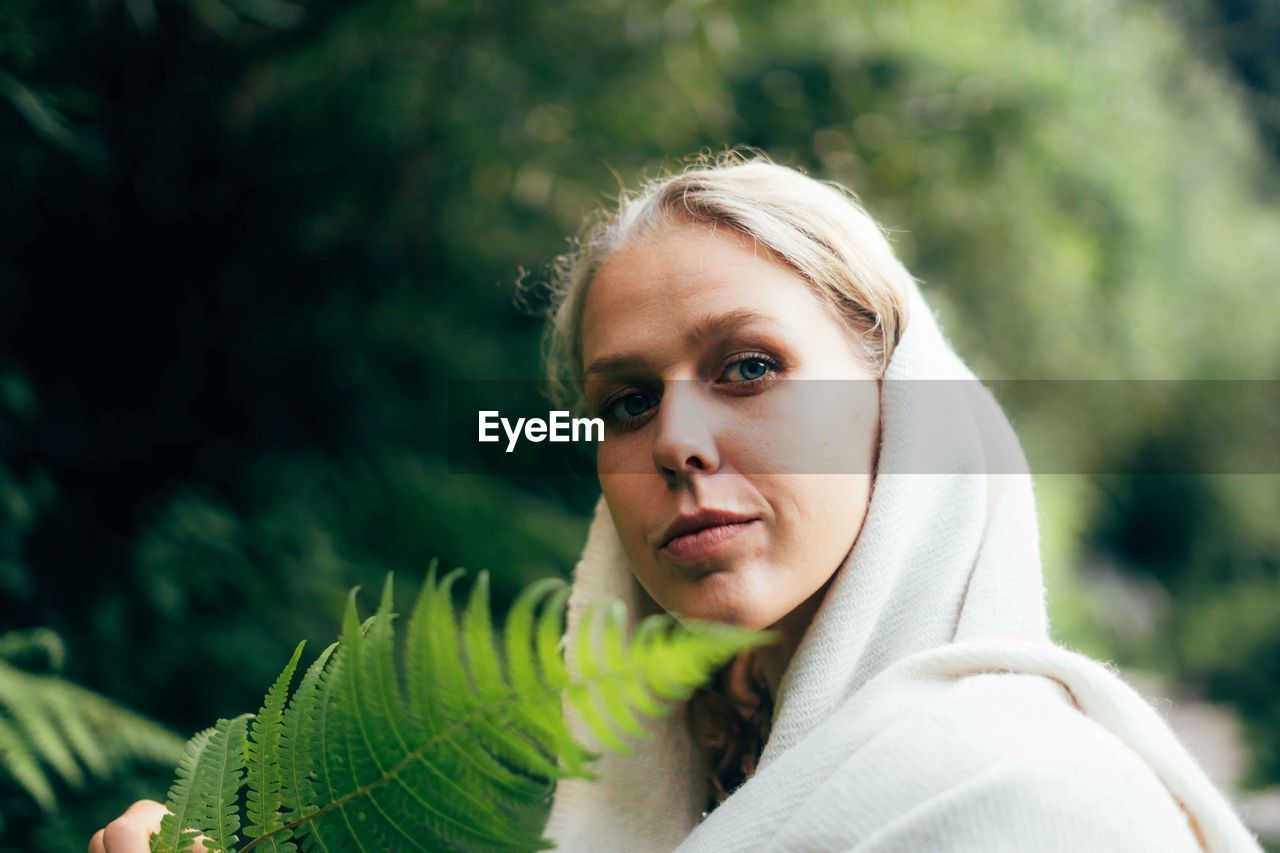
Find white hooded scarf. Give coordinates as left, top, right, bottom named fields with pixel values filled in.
left=543, top=276, right=1261, bottom=852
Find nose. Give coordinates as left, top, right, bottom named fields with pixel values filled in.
left=651, top=382, right=720, bottom=484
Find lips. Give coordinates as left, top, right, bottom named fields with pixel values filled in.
left=659, top=509, right=760, bottom=561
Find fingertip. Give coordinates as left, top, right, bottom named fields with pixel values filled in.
left=102, top=817, right=148, bottom=853
left=123, top=798, right=168, bottom=825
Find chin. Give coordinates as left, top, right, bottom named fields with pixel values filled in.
left=665, top=571, right=776, bottom=629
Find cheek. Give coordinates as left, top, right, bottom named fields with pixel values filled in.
left=599, top=473, right=658, bottom=559
left=717, top=382, right=878, bottom=476
left=596, top=431, right=651, bottom=476
left=714, top=392, right=814, bottom=475
left=772, top=475, right=873, bottom=568
left=805, top=381, right=879, bottom=474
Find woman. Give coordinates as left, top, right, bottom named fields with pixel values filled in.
left=537, top=152, right=1260, bottom=852
left=90, top=153, right=1260, bottom=852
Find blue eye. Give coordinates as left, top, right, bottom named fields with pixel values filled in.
left=597, top=353, right=781, bottom=429
left=604, top=390, right=658, bottom=424
left=721, top=354, right=780, bottom=383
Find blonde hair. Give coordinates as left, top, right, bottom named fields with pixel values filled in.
left=538, top=150, right=914, bottom=414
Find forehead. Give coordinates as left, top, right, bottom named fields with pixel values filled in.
left=580, top=224, right=833, bottom=365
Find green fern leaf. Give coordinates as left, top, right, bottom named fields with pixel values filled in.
left=0, top=652, right=183, bottom=813
left=502, top=579, right=593, bottom=780
left=323, top=576, right=531, bottom=851
left=245, top=641, right=306, bottom=852
left=278, top=640, right=336, bottom=832
left=0, top=663, right=84, bottom=788
left=156, top=714, right=251, bottom=853
left=404, top=566, right=558, bottom=847
left=206, top=714, right=250, bottom=852
left=462, top=572, right=560, bottom=788
left=154, top=725, right=216, bottom=853
left=148, top=564, right=772, bottom=853
left=42, top=685, right=110, bottom=778
left=0, top=712, right=55, bottom=810
left=58, top=682, right=187, bottom=768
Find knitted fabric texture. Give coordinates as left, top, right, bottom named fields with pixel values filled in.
left=542, top=275, right=1261, bottom=852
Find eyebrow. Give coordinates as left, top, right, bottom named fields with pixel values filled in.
left=583, top=308, right=780, bottom=377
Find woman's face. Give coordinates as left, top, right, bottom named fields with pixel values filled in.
left=580, top=222, right=881, bottom=631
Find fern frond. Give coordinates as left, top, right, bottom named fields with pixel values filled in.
left=407, top=564, right=549, bottom=816
left=0, top=654, right=184, bottom=812
left=504, top=580, right=592, bottom=779
left=245, top=641, right=306, bottom=852
left=278, top=640, right=336, bottom=831
left=155, top=726, right=216, bottom=853
left=463, top=572, right=561, bottom=783
left=156, top=714, right=251, bottom=853
left=0, top=712, right=54, bottom=810
left=64, top=681, right=187, bottom=766
left=205, top=714, right=251, bottom=852
left=0, top=662, right=83, bottom=788
left=149, top=565, right=772, bottom=853
left=41, top=685, right=110, bottom=778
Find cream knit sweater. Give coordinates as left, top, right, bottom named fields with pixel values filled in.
left=543, top=276, right=1261, bottom=852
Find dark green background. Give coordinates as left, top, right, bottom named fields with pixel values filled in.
left=3, top=0, right=1279, bottom=848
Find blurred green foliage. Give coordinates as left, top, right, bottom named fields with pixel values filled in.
left=0, top=633, right=185, bottom=814
left=3, top=0, right=1279, bottom=848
